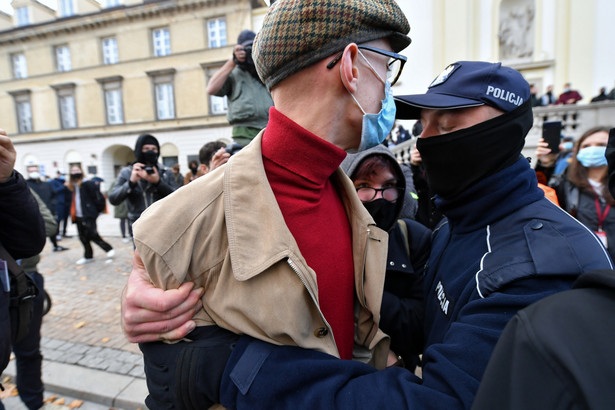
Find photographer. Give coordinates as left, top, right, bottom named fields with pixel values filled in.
left=206, top=30, right=274, bottom=147
left=109, top=134, right=177, bottom=231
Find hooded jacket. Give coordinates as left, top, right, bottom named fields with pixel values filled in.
left=341, top=145, right=430, bottom=367
left=108, top=134, right=177, bottom=222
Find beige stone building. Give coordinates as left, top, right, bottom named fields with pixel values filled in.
left=1, top=0, right=267, bottom=188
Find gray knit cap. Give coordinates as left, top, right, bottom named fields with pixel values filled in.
left=253, top=0, right=411, bottom=90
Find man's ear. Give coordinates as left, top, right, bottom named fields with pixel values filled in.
left=339, top=43, right=360, bottom=94
left=199, top=163, right=208, bottom=174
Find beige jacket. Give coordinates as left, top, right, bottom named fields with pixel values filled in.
left=134, top=133, right=390, bottom=369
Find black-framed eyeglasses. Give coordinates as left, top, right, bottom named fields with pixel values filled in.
left=326, top=45, right=407, bottom=86
left=355, top=186, right=405, bottom=202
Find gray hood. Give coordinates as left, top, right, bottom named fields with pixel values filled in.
left=341, top=144, right=418, bottom=223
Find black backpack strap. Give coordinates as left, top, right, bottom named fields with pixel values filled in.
left=0, top=243, right=38, bottom=343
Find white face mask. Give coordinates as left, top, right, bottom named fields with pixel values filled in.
left=28, top=171, right=40, bottom=180
left=343, top=50, right=397, bottom=152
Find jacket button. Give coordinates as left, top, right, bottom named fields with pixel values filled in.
left=531, top=221, right=543, bottom=230
left=314, top=327, right=328, bottom=338
left=389, top=261, right=395, bottom=266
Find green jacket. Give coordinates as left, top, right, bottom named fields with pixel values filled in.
left=216, top=67, right=273, bottom=130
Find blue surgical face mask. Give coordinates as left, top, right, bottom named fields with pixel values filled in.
left=576, top=146, right=607, bottom=168
left=344, top=50, right=397, bottom=152
left=562, top=141, right=574, bottom=151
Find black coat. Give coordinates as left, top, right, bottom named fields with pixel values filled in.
left=73, top=180, right=106, bottom=220
left=0, top=171, right=46, bottom=374
left=473, top=270, right=615, bottom=410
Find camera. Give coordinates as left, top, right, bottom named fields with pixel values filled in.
left=225, top=143, right=243, bottom=156
left=142, top=165, right=155, bottom=175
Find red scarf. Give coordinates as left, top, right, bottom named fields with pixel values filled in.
left=262, top=108, right=355, bottom=360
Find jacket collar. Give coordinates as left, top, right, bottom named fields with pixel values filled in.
left=224, top=133, right=376, bottom=282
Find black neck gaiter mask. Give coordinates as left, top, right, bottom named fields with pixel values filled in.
left=416, top=100, right=533, bottom=199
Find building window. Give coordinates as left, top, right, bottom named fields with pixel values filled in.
left=12, top=53, right=28, bottom=79
left=105, top=0, right=121, bottom=7
left=59, top=0, right=75, bottom=17
left=152, top=28, right=171, bottom=57
left=55, top=45, right=72, bottom=72
left=15, top=7, right=30, bottom=26
left=207, top=18, right=227, bottom=48
left=147, top=69, right=176, bottom=120
left=102, top=37, right=119, bottom=64
left=97, top=76, right=124, bottom=125
left=9, top=90, right=33, bottom=133
left=52, top=83, right=77, bottom=129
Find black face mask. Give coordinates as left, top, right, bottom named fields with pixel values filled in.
left=416, top=100, right=533, bottom=199
left=137, top=150, right=159, bottom=165
left=70, top=173, right=83, bottom=181
left=190, top=166, right=198, bottom=175
left=363, top=199, right=398, bottom=232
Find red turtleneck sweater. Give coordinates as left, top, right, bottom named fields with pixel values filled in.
left=261, top=108, right=355, bottom=360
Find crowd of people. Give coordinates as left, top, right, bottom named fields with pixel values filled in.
left=2, top=0, right=615, bottom=409
left=529, top=82, right=615, bottom=107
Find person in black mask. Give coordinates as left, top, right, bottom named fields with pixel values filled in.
left=341, top=144, right=430, bottom=371
left=206, top=29, right=274, bottom=147
left=109, top=133, right=177, bottom=236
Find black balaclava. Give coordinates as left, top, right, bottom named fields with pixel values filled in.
left=416, top=100, right=533, bottom=199
left=134, top=133, right=160, bottom=165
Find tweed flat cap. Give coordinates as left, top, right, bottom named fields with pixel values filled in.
left=253, top=0, right=411, bottom=90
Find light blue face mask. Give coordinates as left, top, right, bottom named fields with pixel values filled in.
left=562, top=141, right=574, bottom=151
left=344, top=50, right=397, bottom=152
left=576, top=146, right=607, bottom=168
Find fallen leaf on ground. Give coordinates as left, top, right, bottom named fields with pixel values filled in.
left=73, top=321, right=86, bottom=329
left=67, top=399, right=84, bottom=408
left=79, top=276, right=87, bottom=281
left=54, top=397, right=65, bottom=405
left=101, top=337, right=110, bottom=343
left=86, top=290, right=94, bottom=295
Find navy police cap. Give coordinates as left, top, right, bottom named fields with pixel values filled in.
left=394, top=61, right=530, bottom=119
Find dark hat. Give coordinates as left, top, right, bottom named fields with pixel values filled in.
left=395, top=61, right=530, bottom=119
left=253, top=0, right=411, bottom=90
left=237, top=30, right=256, bottom=46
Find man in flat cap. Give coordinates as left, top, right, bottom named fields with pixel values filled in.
left=206, top=30, right=274, bottom=147
left=122, top=0, right=411, bottom=407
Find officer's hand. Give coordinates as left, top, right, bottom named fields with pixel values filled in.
left=121, top=250, right=203, bottom=343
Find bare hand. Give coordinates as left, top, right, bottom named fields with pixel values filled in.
left=410, top=145, right=422, bottom=167
left=233, top=44, right=247, bottom=64
left=121, top=250, right=203, bottom=343
left=535, top=138, right=556, bottom=167
left=209, top=147, right=231, bottom=171
left=0, top=129, right=16, bottom=183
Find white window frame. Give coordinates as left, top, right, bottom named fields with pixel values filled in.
left=102, top=37, right=119, bottom=64
left=12, top=53, right=28, bottom=79
left=97, top=76, right=124, bottom=125
left=147, top=69, right=176, bottom=120
left=52, top=83, right=77, bottom=129
left=207, top=18, right=227, bottom=48
left=15, top=7, right=30, bottom=26
left=152, top=27, right=171, bottom=57
left=9, top=90, right=33, bottom=133
left=59, top=0, right=75, bottom=17
left=55, top=45, right=72, bottom=72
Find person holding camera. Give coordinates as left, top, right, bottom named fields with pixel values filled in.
left=206, top=29, right=274, bottom=147
left=109, top=134, right=177, bottom=236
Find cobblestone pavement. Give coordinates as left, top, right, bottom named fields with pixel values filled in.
left=38, top=222, right=144, bottom=378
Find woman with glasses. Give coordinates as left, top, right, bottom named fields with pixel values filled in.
left=341, top=144, right=431, bottom=371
